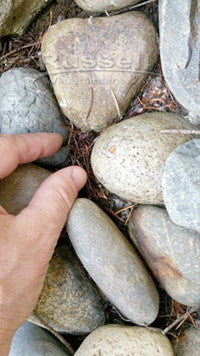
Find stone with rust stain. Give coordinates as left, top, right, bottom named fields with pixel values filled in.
left=91, top=112, right=194, bottom=205
left=128, top=205, right=200, bottom=306
left=173, top=326, right=200, bottom=356
left=67, top=198, right=159, bottom=326
left=75, top=0, right=141, bottom=13
left=0, top=164, right=51, bottom=215
left=75, top=324, right=174, bottom=356
left=29, top=245, right=105, bottom=334
left=41, top=12, right=158, bottom=132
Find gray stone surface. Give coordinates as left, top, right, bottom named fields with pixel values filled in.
left=0, top=68, right=68, bottom=167
left=29, top=244, right=105, bottom=334
left=160, top=0, right=200, bottom=124
left=0, top=164, right=51, bottom=215
left=36, top=145, right=69, bottom=168
left=129, top=205, right=200, bottom=306
left=173, top=326, right=200, bottom=356
left=163, top=139, right=200, bottom=232
left=9, top=322, right=71, bottom=356
left=42, top=12, right=158, bottom=132
left=67, top=198, right=159, bottom=326
left=91, top=112, right=194, bottom=205
left=75, top=324, right=174, bottom=356
left=75, top=0, right=141, bottom=12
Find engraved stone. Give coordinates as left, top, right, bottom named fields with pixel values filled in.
left=160, top=0, right=200, bottom=123
left=42, top=12, right=158, bottom=132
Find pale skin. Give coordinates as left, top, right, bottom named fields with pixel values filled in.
left=0, top=133, right=87, bottom=355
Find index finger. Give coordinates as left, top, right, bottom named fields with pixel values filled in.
left=0, top=133, right=63, bottom=179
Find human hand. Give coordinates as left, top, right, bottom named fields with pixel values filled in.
left=0, top=133, right=87, bottom=355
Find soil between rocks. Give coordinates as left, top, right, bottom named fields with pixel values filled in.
left=0, top=0, right=199, bottom=352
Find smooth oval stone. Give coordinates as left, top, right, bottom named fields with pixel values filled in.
left=0, top=68, right=68, bottom=167
left=75, top=0, right=141, bottom=12
left=67, top=198, right=159, bottom=326
left=75, top=324, right=174, bottom=356
left=160, top=0, right=200, bottom=124
left=163, top=139, right=200, bottom=232
left=42, top=12, right=158, bottom=132
left=0, top=164, right=51, bottom=215
left=91, top=112, right=194, bottom=205
left=9, top=322, right=72, bottom=356
left=173, top=326, right=200, bottom=356
left=29, top=245, right=105, bottom=334
left=128, top=205, right=200, bottom=306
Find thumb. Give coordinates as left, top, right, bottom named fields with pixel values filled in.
left=17, top=166, right=87, bottom=243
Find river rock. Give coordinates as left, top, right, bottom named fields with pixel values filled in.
left=0, top=68, right=68, bottom=167
left=9, top=322, right=72, bottom=356
left=160, top=0, right=200, bottom=124
left=0, top=0, right=52, bottom=50
left=29, top=245, right=105, bottom=334
left=75, top=0, right=141, bottom=12
left=41, top=12, right=158, bottom=132
left=67, top=198, right=159, bottom=326
left=128, top=205, right=200, bottom=306
left=75, top=324, right=174, bottom=356
left=91, top=112, right=194, bottom=205
left=0, top=164, right=51, bottom=215
left=163, top=139, right=200, bottom=232
left=173, top=326, right=200, bottom=356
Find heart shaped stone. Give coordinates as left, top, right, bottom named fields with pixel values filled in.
left=42, top=12, right=158, bottom=132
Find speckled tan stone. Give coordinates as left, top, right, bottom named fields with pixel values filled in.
left=75, top=0, right=141, bottom=12
left=173, top=326, right=200, bottom=356
left=67, top=198, right=159, bottom=326
left=91, top=112, right=194, bottom=204
left=29, top=245, right=105, bottom=334
left=41, top=12, right=158, bottom=132
left=128, top=205, right=200, bottom=306
left=75, top=324, right=174, bottom=356
left=0, top=164, right=51, bottom=215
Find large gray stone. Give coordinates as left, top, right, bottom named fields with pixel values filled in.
left=75, top=0, right=141, bottom=12
left=42, top=12, right=158, bottom=132
left=29, top=245, right=105, bottom=334
left=163, top=139, right=200, bottom=232
left=0, top=164, right=51, bottom=215
left=0, top=68, right=68, bottom=167
left=75, top=324, right=174, bottom=356
left=128, top=205, right=200, bottom=306
left=160, top=0, right=200, bottom=124
left=9, top=322, right=72, bottom=356
left=173, top=326, right=200, bottom=356
left=91, top=113, right=194, bottom=205
left=67, top=198, right=159, bottom=326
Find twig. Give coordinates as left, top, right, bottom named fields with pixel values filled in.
left=111, top=89, right=121, bottom=118
left=0, top=42, right=40, bottom=60
left=32, top=311, right=74, bottom=355
left=162, top=306, right=199, bottom=335
left=129, top=0, right=156, bottom=9
left=161, top=129, right=200, bottom=135
left=115, top=204, right=136, bottom=215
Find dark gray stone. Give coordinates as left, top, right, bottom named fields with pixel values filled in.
left=67, top=198, right=159, bottom=326
left=29, top=245, right=105, bottom=334
left=129, top=205, right=200, bottom=306
left=160, top=0, right=200, bottom=123
left=0, top=68, right=68, bottom=167
left=173, top=326, right=200, bottom=356
left=163, top=139, right=200, bottom=232
left=9, top=322, right=71, bottom=356
left=36, top=145, right=69, bottom=168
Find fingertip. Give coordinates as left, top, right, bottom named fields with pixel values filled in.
left=69, top=166, right=88, bottom=191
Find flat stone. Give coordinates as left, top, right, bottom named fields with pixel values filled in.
left=75, top=324, right=174, bottom=356
left=67, top=198, right=159, bottom=326
left=159, top=0, right=200, bottom=124
left=173, top=326, right=200, bottom=356
left=0, top=0, right=52, bottom=50
left=29, top=244, right=105, bottom=334
left=91, top=112, right=194, bottom=205
left=163, top=139, right=200, bottom=232
left=41, top=12, right=158, bottom=132
left=0, top=68, right=68, bottom=167
left=0, top=164, right=51, bottom=215
left=9, top=321, right=72, bottom=356
left=75, top=0, right=141, bottom=12
left=128, top=205, right=200, bottom=306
